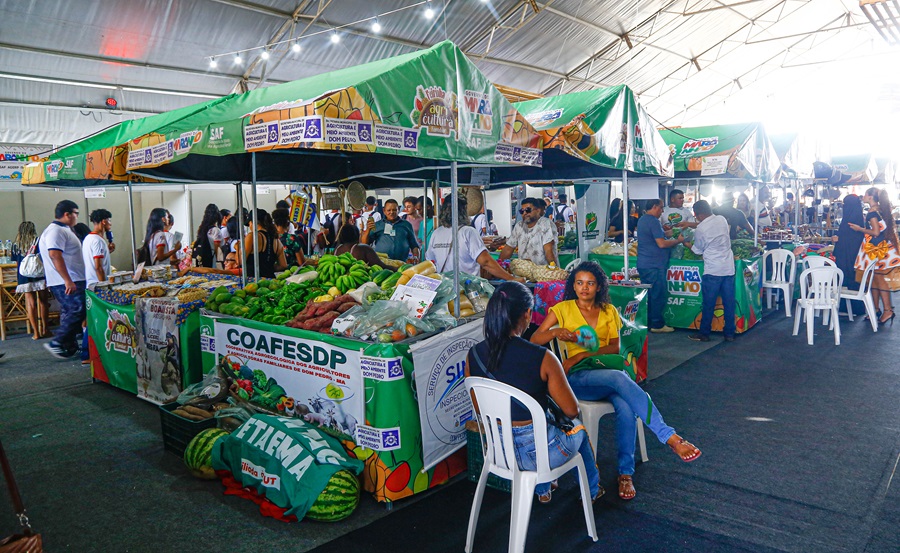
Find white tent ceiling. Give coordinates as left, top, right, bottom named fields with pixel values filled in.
left=1, top=0, right=896, bottom=153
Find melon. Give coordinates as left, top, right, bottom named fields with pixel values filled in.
left=184, top=428, right=229, bottom=479
left=307, top=470, right=360, bottom=522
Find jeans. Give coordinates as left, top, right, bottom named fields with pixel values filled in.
left=48, top=281, right=86, bottom=352
left=700, top=274, right=736, bottom=337
left=638, top=267, right=667, bottom=329
left=510, top=423, right=601, bottom=498
left=568, top=369, right=676, bottom=476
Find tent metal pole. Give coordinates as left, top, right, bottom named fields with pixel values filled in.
left=451, top=162, right=460, bottom=318
left=422, top=179, right=428, bottom=259
left=251, top=152, right=260, bottom=283
left=622, top=170, right=629, bottom=279
left=754, top=181, right=760, bottom=248
left=126, top=179, right=137, bottom=270
left=236, top=183, right=246, bottom=288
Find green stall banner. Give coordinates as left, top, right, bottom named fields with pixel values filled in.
left=86, top=291, right=204, bottom=398
left=202, top=312, right=465, bottom=503
left=87, top=293, right=139, bottom=394
left=591, top=254, right=762, bottom=334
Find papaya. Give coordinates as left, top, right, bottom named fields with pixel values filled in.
left=212, top=286, right=228, bottom=297
left=215, top=292, right=233, bottom=304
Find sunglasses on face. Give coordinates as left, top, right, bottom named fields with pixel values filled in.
left=225, top=257, right=237, bottom=263
left=519, top=208, right=534, bottom=214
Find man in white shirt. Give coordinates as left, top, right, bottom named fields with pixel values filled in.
left=39, top=200, right=86, bottom=359
left=660, top=189, right=696, bottom=232
left=553, top=193, right=575, bottom=224
left=684, top=200, right=735, bottom=342
left=499, top=198, right=559, bottom=266
left=83, top=209, right=112, bottom=290
left=356, top=196, right=382, bottom=231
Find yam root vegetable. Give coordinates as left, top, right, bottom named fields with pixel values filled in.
left=302, top=311, right=341, bottom=332
left=173, top=408, right=206, bottom=421
left=334, top=294, right=355, bottom=304
left=212, top=403, right=231, bottom=412
left=337, top=302, right=358, bottom=313
left=181, top=405, right=214, bottom=419
left=312, top=300, right=342, bottom=316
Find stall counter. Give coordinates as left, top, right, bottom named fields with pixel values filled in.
left=589, top=254, right=763, bottom=333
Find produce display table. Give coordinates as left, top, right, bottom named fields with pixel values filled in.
left=590, top=254, right=763, bottom=334
left=488, top=250, right=578, bottom=269
left=198, top=311, right=469, bottom=504
left=86, top=291, right=204, bottom=401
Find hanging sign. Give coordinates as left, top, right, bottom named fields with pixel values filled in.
left=701, top=155, right=729, bottom=176
left=84, top=187, right=107, bottom=199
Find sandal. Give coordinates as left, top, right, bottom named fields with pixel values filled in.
left=668, top=436, right=702, bottom=462
left=617, top=475, right=636, bottom=500
left=537, top=480, right=559, bottom=504
left=592, top=485, right=606, bottom=503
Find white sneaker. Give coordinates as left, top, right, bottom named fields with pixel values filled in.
left=650, top=325, right=675, bottom=333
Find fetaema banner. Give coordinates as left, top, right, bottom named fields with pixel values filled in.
left=135, top=298, right=185, bottom=405
left=410, top=319, right=483, bottom=471
left=214, top=319, right=364, bottom=439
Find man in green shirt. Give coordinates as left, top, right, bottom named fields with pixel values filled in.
left=362, top=199, right=420, bottom=262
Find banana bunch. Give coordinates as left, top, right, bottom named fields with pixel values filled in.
left=317, top=252, right=373, bottom=294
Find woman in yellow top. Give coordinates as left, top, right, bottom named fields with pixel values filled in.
left=532, top=261, right=700, bottom=500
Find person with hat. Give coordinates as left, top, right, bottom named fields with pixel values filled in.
left=499, top=197, right=559, bottom=267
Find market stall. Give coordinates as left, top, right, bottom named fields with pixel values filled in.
left=28, top=41, right=545, bottom=508
left=590, top=253, right=763, bottom=334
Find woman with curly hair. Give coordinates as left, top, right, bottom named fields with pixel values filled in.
left=531, top=261, right=700, bottom=500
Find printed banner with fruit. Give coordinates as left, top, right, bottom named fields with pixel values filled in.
left=659, top=122, right=781, bottom=182
left=23, top=41, right=542, bottom=186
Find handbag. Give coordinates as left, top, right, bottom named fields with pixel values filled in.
left=17, top=239, right=44, bottom=279
left=469, top=346, right=578, bottom=432
left=0, top=440, right=43, bottom=553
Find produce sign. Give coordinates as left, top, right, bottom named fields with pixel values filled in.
left=591, top=254, right=762, bottom=334
left=200, top=313, right=467, bottom=503
left=214, top=317, right=365, bottom=439
left=410, top=320, right=484, bottom=470
left=212, top=415, right=363, bottom=520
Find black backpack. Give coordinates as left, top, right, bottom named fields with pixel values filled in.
left=554, top=205, right=568, bottom=223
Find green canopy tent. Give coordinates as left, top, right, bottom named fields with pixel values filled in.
left=874, top=158, right=894, bottom=185
left=23, top=40, right=543, bottom=292
left=660, top=122, right=781, bottom=245
left=829, top=154, right=878, bottom=185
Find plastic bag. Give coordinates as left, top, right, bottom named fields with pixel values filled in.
left=215, top=403, right=256, bottom=432
left=422, top=307, right=458, bottom=331
left=352, top=300, right=411, bottom=339
left=177, top=371, right=229, bottom=409
left=331, top=304, right=367, bottom=337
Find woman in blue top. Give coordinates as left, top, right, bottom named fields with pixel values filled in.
left=466, top=281, right=603, bottom=505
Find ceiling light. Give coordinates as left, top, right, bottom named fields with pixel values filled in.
left=331, top=32, right=340, bottom=44
left=292, top=41, right=301, bottom=53
left=234, top=54, right=243, bottom=65
left=260, top=50, right=270, bottom=60
left=371, top=19, right=381, bottom=33
left=424, top=4, right=435, bottom=19
left=209, top=58, right=217, bottom=69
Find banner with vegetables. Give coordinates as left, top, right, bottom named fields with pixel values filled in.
left=214, top=317, right=365, bottom=438
left=410, top=320, right=484, bottom=471
left=591, top=254, right=761, bottom=334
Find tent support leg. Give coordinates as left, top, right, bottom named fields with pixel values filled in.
left=451, top=162, right=460, bottom=318
left=127, top=179, right=137, bottom=270
left=236, top=183, right=246, bottom=288
left=251, top=152, right=260, bottom=283
left=622, top=170, right=629, bottom=280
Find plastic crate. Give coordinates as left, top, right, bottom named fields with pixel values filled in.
left=159, top=403, right=217, bottom=456
left=465, top=421, right=511, bottom=493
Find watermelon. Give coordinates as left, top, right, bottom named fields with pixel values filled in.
left=306, top=470, right=360, bottom=522
left=184, top=428, right=229, bottom=480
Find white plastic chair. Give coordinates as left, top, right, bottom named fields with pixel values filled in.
left=840, top=260, right=878, bottom=332
left=792, top=267, right=843, bottom=345
left=761, top=249, right=796, bottom=317
left=564, top=258, right=581, bottom=272
left=802, top=255, right=837, bottom=271
left=548, top=326, right=648, bottom=464
left=464, top=377, right=598, bottom=553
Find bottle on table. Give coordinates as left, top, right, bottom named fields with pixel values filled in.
left=464, top=279, right=487, bottom=313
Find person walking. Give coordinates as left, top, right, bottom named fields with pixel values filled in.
left=12, top=221, right=50, bottom=340
left=637, top=199, right=686, bottom=333
left=83, top=209, right=112, bottom=290
left=683, top=201, right=736, bottom=342
left=39, top=200, right=86, bottom=359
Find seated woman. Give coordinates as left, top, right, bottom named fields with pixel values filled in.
left=466, top=281, right=603, bottom=505
left=334, top=224, right=391, bottom=269
left=531, top=261, right=701, bottom=500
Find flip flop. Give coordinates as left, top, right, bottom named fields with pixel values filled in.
left=669, top=438, right=702, bottom=462
left=617, top=475, right=635, bottom=500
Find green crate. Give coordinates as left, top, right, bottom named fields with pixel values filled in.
left=466, top=423, right=511, bottom=493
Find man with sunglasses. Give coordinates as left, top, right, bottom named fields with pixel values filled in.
left=500, top=197, right=559, bottom=267
left=39, top=200, right=86, bottom=359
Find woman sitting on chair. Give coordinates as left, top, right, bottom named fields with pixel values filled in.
left=466, top=281, right=602, bottom=505
left=531, top=261, right=701, bottom=500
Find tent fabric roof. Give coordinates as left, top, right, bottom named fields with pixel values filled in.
left=659, top=122, right=781, bottom=183
left=0, top=0, right=891, bottom=152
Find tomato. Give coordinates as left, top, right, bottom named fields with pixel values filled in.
left=405, top=323, right=418, bottom=337
left=391, top=329, right=406, bottom=342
